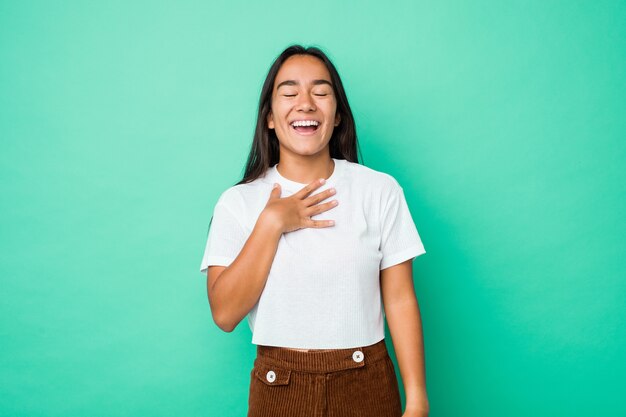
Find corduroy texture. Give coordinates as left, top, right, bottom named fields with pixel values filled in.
left=247, top=338, right=402, bottom=417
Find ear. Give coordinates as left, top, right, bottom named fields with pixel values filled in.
left=267, top=111, right=275, bottom=129
left=334, top=112, right=341, bottom=127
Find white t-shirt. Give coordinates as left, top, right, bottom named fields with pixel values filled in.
left=199, top=157, right=426, bottom=349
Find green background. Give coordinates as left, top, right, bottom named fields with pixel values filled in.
left=1, top=1, right=624, bottom=416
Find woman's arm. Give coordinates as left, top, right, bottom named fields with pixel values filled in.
left=207, top=180, right=337, bottom=332
left=381, top=259, right=430, bottom=416
left=207, top=211, right=282, bottom=332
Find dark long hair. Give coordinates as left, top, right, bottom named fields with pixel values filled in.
left=234, top=44, right=362, bottom=186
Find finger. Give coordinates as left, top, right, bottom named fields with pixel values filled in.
left=295, top=178, right=326, bottom=199
left=304, top=187, right=336, bottom=206
left=268, top=183, right=281, bottom=200
left=305, top=199, right=338, bottom=217
left=307, top=219, right=335, bottom=228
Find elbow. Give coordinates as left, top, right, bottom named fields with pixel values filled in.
left=214, top=316, right=236, bottom=333
left=207, top=286, right=242, bottom=333
left=207, top=288, right=236, bottom=333
left=211, top=306, right=237, bottom=333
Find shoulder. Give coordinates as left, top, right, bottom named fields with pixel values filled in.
left=342, top=159, right=402, bottom=194
left=214, top=184, right=247, bottom=212
left=214, top=174, right=271, bottom=214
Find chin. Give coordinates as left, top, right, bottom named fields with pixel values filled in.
left=295, top=147, right=323, bottom=156
left=288, top=144, right=327, bottom=156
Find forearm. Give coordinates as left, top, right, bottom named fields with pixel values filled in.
left=210, top=213, right=282, bottom=331
left=385, top=295, right=429, bottom=414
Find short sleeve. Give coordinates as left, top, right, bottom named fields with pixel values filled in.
left=199, top=200, right=248, bottom=274
left=379, top=184, right=426, bottom=270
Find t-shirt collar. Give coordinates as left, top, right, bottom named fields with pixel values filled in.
left=264, top=158, right=344, bottom=192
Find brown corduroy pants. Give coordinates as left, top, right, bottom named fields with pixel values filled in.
left=247, top=338, right=403, bottom=417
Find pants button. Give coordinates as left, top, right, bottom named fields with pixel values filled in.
left=352, top=350, right=364, bottom=363
left=266, top=370, right=276, bottom=383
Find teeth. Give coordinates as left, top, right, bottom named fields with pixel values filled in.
left=291, top=120, right=320, bottom=127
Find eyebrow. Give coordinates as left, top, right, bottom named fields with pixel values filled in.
left=276, top=79, right=333, bottom=90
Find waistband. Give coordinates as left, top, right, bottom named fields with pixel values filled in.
left=254, top=338, right=390, bottom=373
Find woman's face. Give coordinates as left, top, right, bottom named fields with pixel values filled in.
left=267, top=54, right=341, bottom=157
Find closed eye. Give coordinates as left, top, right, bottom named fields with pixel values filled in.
left=282, top=93, right=328, bottom=97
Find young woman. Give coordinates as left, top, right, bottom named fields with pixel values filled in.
left=200, top=45, right=429, bottom=417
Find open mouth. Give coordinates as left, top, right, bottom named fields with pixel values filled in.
left=291, top=120, right=320, bottom=135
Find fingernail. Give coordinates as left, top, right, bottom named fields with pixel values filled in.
left=273, top=183, right=279, bottom=188
left=320, top=178, right=326, bottom=184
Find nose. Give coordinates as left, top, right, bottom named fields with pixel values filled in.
left=296, top=93, right=316, bottom=112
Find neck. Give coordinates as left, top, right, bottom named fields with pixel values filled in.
left=276, top=153, right=335, bottom=184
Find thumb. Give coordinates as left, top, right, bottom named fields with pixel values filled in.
left=269, top=182, right=281, bottom=198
